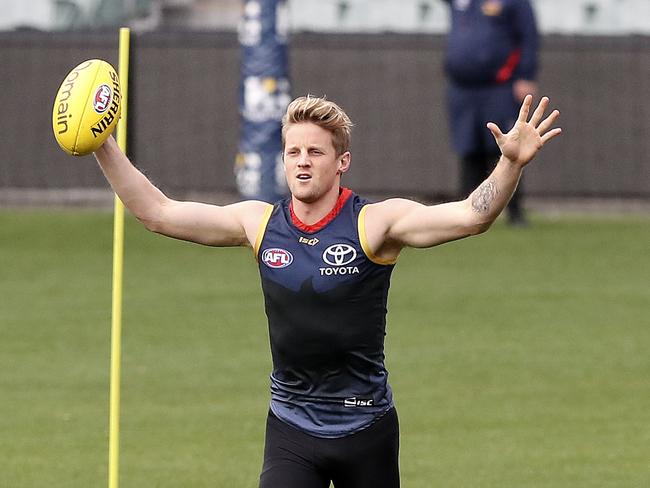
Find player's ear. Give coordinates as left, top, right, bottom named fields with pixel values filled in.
left=338, top=151, right=351, bottom=174
left=281, top=149, right=287, bottom=169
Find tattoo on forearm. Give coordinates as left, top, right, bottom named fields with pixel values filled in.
left=471, top=179, right=499, bottom=213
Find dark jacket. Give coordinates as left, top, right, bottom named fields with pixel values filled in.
left=443, top=0, right=538, bottom=86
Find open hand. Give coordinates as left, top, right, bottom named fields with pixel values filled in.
left=487, top=95, right=562, bottom=167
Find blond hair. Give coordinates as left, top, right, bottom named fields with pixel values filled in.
left=282, top=95, right=353, bottom=156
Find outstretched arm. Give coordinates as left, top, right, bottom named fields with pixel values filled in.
left=94, top=136, right=270, bottom=247
left=364, top=95, right=561, bottom=260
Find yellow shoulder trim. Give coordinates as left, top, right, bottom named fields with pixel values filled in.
left=358, top=205, right=397, bottom=266
left=253, top=204, right=274, bottom=260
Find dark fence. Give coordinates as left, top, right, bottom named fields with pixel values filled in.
left=1, top=30, right=649, bottom=200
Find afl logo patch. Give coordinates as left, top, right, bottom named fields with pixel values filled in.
left=322, top=244, right=357, bottom=266
left=93, top=84, right=112, bottom=113
left=262, top=248, right=293, bottom=268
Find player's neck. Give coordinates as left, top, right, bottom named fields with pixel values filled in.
left=291, top=185, right=342, bottom=225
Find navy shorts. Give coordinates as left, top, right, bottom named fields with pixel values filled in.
left=259, top=408, right=400, bottom=488
left=447, top=82, right=519, bottom=156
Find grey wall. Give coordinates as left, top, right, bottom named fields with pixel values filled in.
left=1, top=31, right=648, bottom=200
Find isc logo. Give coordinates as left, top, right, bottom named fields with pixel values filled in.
left=344, top=397, right=374, bottom=408
left=262, top=248, right=293, bottom=269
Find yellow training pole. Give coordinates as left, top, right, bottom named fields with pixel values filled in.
left=109, top=26, right=130, bottom=488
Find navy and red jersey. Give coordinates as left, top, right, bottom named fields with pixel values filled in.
left=443, top=0, right=538, bottom=86
left=254, top=188, right=396, bottom=438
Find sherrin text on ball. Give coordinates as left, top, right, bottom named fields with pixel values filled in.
left=52, top=59, right=122, bottom=156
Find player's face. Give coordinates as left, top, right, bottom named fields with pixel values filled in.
left=283, top=122, right=350, bottom=204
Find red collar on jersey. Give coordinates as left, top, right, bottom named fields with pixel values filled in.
left=290, top=187, right=353, bottom=233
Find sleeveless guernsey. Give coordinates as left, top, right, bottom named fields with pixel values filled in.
left=255, top=188, right=396, bottom=438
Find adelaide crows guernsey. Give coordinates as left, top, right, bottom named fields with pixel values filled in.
left=255, top=188, right=396, bottom=438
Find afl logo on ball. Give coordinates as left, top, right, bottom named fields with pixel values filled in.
left=93, top=84, right=112, bottom=113
left=262, top=248, right=293, bottom=268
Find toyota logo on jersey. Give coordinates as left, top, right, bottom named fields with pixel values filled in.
left=322, top=244, right=357, bottom=266
left=262, top=248, right=293, bottom=268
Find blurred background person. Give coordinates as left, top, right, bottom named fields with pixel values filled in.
left=442, top=0, right=539, bottom=226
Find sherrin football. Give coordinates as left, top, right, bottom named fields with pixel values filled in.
left=52, top=59, right=122, bottom=156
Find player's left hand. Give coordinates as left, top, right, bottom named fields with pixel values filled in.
left=487, top=95, right=562, bottom=167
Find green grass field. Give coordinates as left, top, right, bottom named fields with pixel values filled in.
left=1, top=209, right=649, bottom=487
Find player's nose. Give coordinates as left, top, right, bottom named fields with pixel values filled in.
left=297, top=152, right=311, bottom=166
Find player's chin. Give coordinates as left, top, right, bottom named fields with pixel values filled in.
left=289, top=182, right=320, bottom=203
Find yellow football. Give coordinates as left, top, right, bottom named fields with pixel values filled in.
left=52, top=59, right=122, bottom=156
